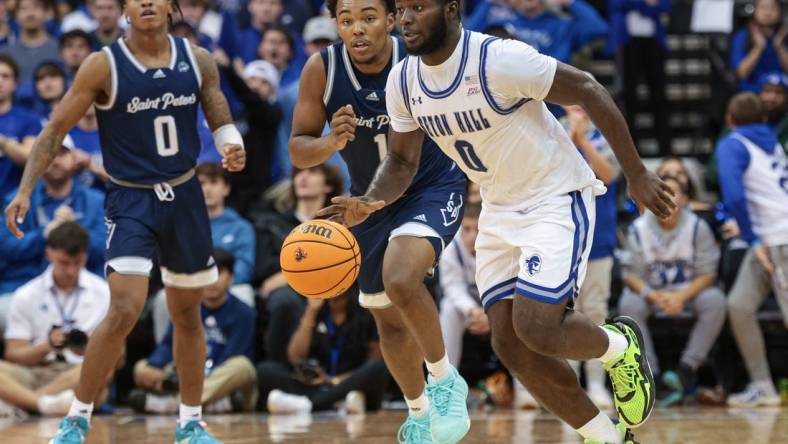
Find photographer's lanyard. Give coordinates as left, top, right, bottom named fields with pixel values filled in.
left=325, top=312, right=344, bottom=378
left=50, top=287, right=81, bottom=331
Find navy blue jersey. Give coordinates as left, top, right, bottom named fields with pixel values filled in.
left=96, top=36, right=203, bottom=184
left=321, top=37, right=464, bottom=196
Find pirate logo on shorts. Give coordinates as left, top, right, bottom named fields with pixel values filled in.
left=525, top=255, right=542, bottom=276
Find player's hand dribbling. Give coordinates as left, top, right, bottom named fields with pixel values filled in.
left=4, top=193, right=30, bottom=239
left=317, top=195, right=385, bottom=227
left=628, top=169, right=677, bottom=219
left=328, top=105, right=356, bottom=151
left=221, top=144, right=246, bottom=172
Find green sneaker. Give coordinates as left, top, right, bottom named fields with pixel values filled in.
left=48, top=416, right=90, bottom=444
left=602, top=316, right=655, bottom=428
left=397, top=414, right=432, bottom=444
left=174, top=420, right=223, bottom=443
left=583, top=421, right=638, bottom=443
left=426, top=367, right=470, bottom=444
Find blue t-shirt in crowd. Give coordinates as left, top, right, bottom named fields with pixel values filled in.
left=69, top=125, right=104, bottom=190
left=730, top=29, right=788, bottom=92
left=148, top=294, right=256, bottom=372
left=0, top=106, right=43, bottom=197
left=211, top=208, right=256, bottom=285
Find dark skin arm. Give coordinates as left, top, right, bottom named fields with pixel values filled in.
left=193, top=45, right=245, bottom=172
left=545, top=63, right=676, bottom=218
left=289, top=53, right=357, bottom=169
left=4, top=51, right=110, bottom=238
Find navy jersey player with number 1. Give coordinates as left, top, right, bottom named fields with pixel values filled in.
left=290, top=1, right=468, bottom=443
left=4, top=0, right=245, bottom=443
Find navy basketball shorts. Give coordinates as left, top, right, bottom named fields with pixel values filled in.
left=104, top=176, right=217, bottom=288
left=351, top=185, right=466, bottom=309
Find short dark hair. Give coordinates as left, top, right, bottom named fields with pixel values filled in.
left=326, top=0, right=395, bottom=17
left=0, top=54, right=19, bottom=80
left=59, top=29, right=92, bottom=49
left=35, top=61, right=66, bottom=81
left=727, top=92, right=767, bottom=126
left=213, top=248, right=235, bottom=274
left=47, top=222, right=89, bottom=256
left=261, top=25, right=295, bottom=53
left=291, top=164, right=345, bottom=208
left=196, top=162, right=229, bottom=183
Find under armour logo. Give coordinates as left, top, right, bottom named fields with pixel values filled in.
left=411, top=96, right=422, bottom=105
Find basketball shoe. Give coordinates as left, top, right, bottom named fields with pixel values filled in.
left=602, top=316, right=655, bottom=428
left=397, top=414, right=432, bottom=444
left=174, top=420, right=223, bottom=443
left=583, top=421, right=638, bottom=444
left=426, top=367, right=470, bottom=444
left=48, top=416, right=90, bottom=444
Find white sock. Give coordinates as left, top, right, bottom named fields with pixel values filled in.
left=425, top=353, right=452, bottom=381
left=179, top=403, right=202, bottom=426
left=597, top=327, right=628, bottom=364
left=405, top=393, right=430, bottom=418
left=66, top=398, right=93, bottom=421
left=145, top=394, right=179, bottom=414
left=576, top=412, right=622, bottom=444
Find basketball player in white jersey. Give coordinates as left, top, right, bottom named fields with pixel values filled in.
left=320, top=1, right=678, bottom=443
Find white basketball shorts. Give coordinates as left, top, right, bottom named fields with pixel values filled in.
left=476, top=187, right=597, bottom=311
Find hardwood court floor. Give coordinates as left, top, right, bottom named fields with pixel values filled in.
left=1, top=406, right=787, bottom=443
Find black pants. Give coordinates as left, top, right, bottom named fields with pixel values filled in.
left=620, top=37, right=671, bottom=156
left=265, top=287, right=306, bottom=365
left=256, top=359, right=389, bottom=411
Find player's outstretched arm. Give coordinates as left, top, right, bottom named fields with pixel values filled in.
left=289, top=53, right=354, bottom=168
left=4, top=51, right=108, bottom=238
left=317, top=128, right=424, bottom=227
left=545, top=63, right=676, bottom=218
left=193, top=45, right=245, bottom=172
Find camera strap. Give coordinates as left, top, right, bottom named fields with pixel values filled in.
left=50, top=287, right=81, bottom=331
left=325, top=312, right=345, bottom=378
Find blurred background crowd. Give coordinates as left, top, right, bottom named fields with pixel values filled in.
left=0, top=0, right=785, bottom=419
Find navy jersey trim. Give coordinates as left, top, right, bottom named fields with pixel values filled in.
left=323, top=45, right=337, bottom=106
left=95, top=47, right=118, bottom=111
left=117, top=35, right=178, bottom=73
left=182, top=38, right=202, bottom=89
left=417, top=30, right=470, bottom=99
left=401, top=57, right=412, bottom=115
left=479, top=37, right=530, bottom=115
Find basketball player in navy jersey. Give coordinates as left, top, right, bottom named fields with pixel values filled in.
left=4, top=0, right=244, bottom=442
left=290, top=1, right=469, bottom=442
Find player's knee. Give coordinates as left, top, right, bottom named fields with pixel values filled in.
left=169, top=303, right=203, bottom=331
left=490, top=329, right=521, bottom=365
left=381, top=267, right=421, bottom=307
left=513, top=321, right=561, bottom=357
left=105, top=299, right=143, bottom=334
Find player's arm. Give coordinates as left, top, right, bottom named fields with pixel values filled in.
left=0, top=135, right=36, bottom=165
left=192, top=45, right=245, bottom=172
left=4, top=52, right=108, bottom=238
left=289, top=53, right=354, bottom=168
left=317, top=65, right=423, bottom=227
left=544, top=63, right=675, bottom=218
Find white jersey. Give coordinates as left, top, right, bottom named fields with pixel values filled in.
left=732, top=133, right=788, bottom=247
left=386, top=30, right=603, bottom=211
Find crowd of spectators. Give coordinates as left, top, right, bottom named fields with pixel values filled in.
left=0, top=0, right=785, bottom=418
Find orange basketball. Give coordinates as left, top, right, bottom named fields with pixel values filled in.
left=280, top=219, right=361, bottom=299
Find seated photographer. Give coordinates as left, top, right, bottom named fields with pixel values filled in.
left=256, top=288, right=388, bottom=415
left=131, top=249, right=258, bottom=413
left=0, top=222, right=110, bottom=416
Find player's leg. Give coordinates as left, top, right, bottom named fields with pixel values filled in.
left=383, top=235, right=470, bottom=444
left=488, top=300, right=629, bottom=444
left=576, top=257, right=614, bottom=407
left=727, top=248, right=780, bottom=406
left=165, top=286, right=207, bottom=408
left=370, top=306, right=427, bottom=401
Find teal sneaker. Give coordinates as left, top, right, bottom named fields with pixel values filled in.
left=48, top=416, right=90, bottom=444
left=174, top=420, right=223, bottom=443
left=426, top=368, right=470, bottom=444
left=397, top=414, right=432, bottom=444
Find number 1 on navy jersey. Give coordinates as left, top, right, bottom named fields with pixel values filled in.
left=154, top=115, right=179, bottom=157
left=373, top=134, right=387, bottom=163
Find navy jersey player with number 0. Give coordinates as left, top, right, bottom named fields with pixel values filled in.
left=4, top=0, right=244, bottom=443
left=290, top=0, right=469, bottom=443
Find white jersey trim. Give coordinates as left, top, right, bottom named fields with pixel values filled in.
left=182, top=38, right=202, bottom=89
left=341, top=43, right=362, bottom=91
left=323, top=45, right=336, bottom=106
left=117, top=34, right=178, bottom=74
left=95, top=47, right=118, bottom=111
